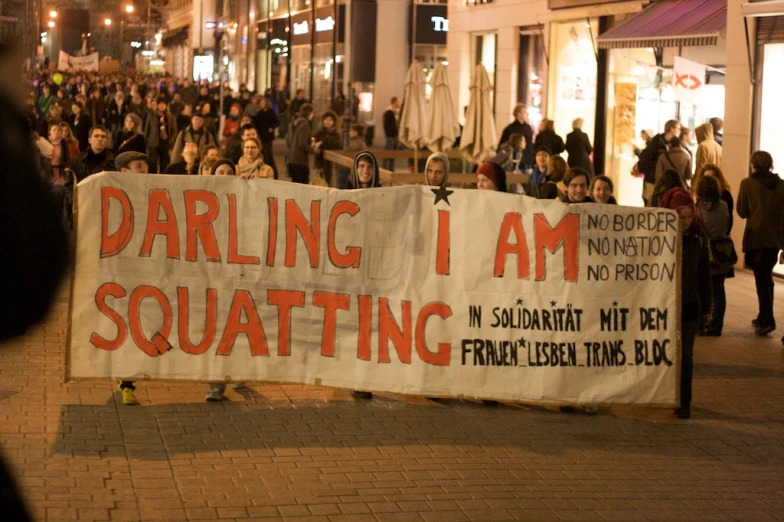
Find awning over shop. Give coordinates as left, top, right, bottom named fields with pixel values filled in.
left=162, top=26, right=189, bottom=48
left=741, top=1, right=784, bottom=17
left=596, top=0, right=727, bottom=49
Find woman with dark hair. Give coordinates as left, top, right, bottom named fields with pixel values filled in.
left=659, top=187, right=711, bottom=419
left=650, top=168, right=686, bottom=208
left=312, top=110, right=342, bottom=185
left=210, top=158, right=237, bottom=176
left=590, top=175, right=617, bottom=205
left=692, top=163, right=733, bottom=234
left=697, top=175, right=730, bottom=336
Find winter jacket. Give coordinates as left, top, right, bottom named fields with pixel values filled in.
left=143, top=109, right=177, bottom=149
left=71, top=148, right=116, bottom=182
left=254, top=108, right=280, bottom=143
left=490, top=143, right=523, bottom=172
left=737, top=170, right=784, bottom=251
left=565, top=129, right=594, bottom=175
left=695, top=123, right=722, bottom=174
left=655, top=146, right=692, bottom=184
left=498, top=120, right=534, bottom=168
left=312, top=127, right=342, bottom=169
left=286, top=115, right=314, bottom=167
left=171, top=126, right=217, bottom=162
left=535, top=130, right=565, bottom=156
left=638, top=133, right=668, bottom=184
left=681, top=230, right=712, bottom=321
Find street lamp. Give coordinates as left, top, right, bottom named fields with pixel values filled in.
left=47, top=20, right=55, bottom=28
left=49, top=10, right=57, bottom=18
left=104, top=18, right=112, bottom=25
left=125, top=5, right=134, bottom=13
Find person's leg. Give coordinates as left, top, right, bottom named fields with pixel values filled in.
left=677, top=318, right=699, bottom=418
left=159, top=145, right=170, bottom=173
left=206, top=383, right=226, bottom=401
left=707, top=273, right=726, bottom=335
left=147, top=146, right=159, bottom=173
left=290, top=164, right=309, bottom=184
left=383, top=137, right=395, bottom=171
left=753, top=248, right=778, bottom=332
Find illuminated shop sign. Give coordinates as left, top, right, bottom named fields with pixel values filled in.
left=292, top=21, right=309, bottom=36
left=315, top=16, right=334, bottom=32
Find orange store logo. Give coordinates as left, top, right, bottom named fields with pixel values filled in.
left=675, top=73, right=702, bottom=90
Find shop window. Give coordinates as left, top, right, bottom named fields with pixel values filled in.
left=759, top=43, right=784, bottom=179
left=290, top=45, right=312, bottom=101
left=315, top=0, right=333, bottom=6
left=473, top=32, right=496, bottom=109
left=290, top=0, right=311, bottom=13
left=269, top=0, right=288, bottom=18
left=518, top=29, right=547, bottom=132
left=549, top=20, right=598, bottom=144
left=414, top=44, right=447, bottom=102
left=313, top=43, right=344, bottom=114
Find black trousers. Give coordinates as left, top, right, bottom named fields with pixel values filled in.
left=680, top=317, right=699, bottom=410
left=148, top=145, right=170, bottom=174
left=261, top=140, right=278, bottom=179
left=748, top=248, right=778, bottom=328
left=288, top=163, right=310, bottom=184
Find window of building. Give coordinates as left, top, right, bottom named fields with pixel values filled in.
left=473, top=32, right=496, bottom=109
left=518, top=29, right=547, bottom=132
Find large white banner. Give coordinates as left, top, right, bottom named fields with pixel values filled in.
left=58, top=51, right=100, bottom=72
left=68, top=173, right=681, bottom=405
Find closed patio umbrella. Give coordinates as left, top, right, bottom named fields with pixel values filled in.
left=398, top=60, right=428, bottom=155
left=459, top=64, right=497, bottom=164
left=424, top=62, right=460, bottom=153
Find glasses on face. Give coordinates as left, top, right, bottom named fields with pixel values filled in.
left=92, top=134, right=108, bottom=139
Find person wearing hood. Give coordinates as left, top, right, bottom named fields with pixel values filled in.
left=475, top=161, right=507, bottom=192
left=343, top=151, right=380, bottom=400
left=346, top=150, right=381, bottom=190
left=737, top=151, right=784, bottom=336
left=424, top=152, right=449, bottom=188
left=286, top=103, right=319, bottom=184
left=113, top=113, right=146, bottom=154
left=695, top=122, right=722, bottom=174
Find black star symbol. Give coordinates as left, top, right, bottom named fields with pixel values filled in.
left=431, top=185, right=454, bottom=206
left=550, top=300, right=557, bottom=307
left=612, top=301, right=618, bottom=307
left=518, top=337, right=526, bottom=347
left=516, top=298, right=524, bottom=306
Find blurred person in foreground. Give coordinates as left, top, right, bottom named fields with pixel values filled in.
left=0, top=40, right=68, bottom=520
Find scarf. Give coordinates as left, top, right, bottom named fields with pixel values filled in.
left=237, top=157, right=263, bottom=179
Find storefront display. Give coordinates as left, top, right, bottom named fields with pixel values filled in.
left=413, top=3, right=448, bottom=101
left=518, top=30, right=547, bottom=132
left=549, top=20, right=598, bottom=144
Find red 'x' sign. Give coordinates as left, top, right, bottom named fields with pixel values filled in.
left=675, top=73, right=702, bottom=90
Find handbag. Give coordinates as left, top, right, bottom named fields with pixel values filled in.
left=707, top=235, right=738, bottom=270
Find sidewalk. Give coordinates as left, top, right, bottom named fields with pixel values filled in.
left=0, top=271, right=782, bottom=521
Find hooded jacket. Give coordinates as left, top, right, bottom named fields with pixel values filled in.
left=347, top=151, right=381, bottom=189
left=737, top=170, right=784, bottom=251
left=424, top=152, right=450, bottom=188
left=695, top=123, right=722, bottom=174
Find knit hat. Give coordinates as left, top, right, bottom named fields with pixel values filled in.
left=475, top=162, right=507, bottom=193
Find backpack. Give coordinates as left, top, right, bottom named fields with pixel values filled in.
left=638, top=135, right=667, bottom=184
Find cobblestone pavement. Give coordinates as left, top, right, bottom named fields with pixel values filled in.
left=1, top=271, right=783, bottom=522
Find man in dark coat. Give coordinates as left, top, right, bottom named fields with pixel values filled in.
left=253, top=97, right=280, bottom=179
left=71, top=125, right=116, bottom=181
left=565, top=117, right=595, bottom=177
left=498, top=103, right=534, bottom=169
left=637, top=119, right=681, bottom=206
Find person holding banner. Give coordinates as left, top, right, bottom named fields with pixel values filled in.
left=116, top=151, right=149, bottom=174
left=210, top=158, right=238, bottom=176
left=424, top=152, right=449, bottom=188
left=562, top=167, right=592, bottom=204
left=238, top=137, right=274, bottom=179
left=660, top=187, right=712, bottom=420
left=165, top=142, right=200, bottom=175
left=475, top=161, right=507, bottom=193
